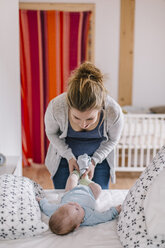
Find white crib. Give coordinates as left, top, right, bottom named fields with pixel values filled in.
left=116, top=114, right=165, bottom=171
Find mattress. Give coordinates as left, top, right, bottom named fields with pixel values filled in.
left=1, top=189, right=128, bottom=248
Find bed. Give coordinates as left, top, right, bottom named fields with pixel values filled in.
left=116, top=113, right=165, bottom=172
left=1, top=146, right=165, bottom=248
left=0, top=184, right=128, bottom=248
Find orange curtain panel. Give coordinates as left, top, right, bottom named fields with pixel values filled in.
left=19, top=9, right=91, bottom=166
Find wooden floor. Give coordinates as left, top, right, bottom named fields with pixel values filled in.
left=23, top=163, right=142, bottom=190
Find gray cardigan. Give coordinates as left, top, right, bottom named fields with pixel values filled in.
left=44, top=92, right=124, bottom=183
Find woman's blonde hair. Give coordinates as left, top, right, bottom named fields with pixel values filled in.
left=66, top=62, right=107, bottom=111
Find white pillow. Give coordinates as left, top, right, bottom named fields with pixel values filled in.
left=144, top=169, right=165, bottom=236
left=0, top=174, right=48, bottom=240
left=117, top=145, right=165, bottom=248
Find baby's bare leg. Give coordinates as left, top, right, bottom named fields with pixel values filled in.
left=79, top=175, right=101, bottom=199
left=65, top=171, right=79, bottom=192
left=88, top=182, right=102, bottom=200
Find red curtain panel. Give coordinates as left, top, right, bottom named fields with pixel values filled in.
left=19, top=9, right=91, bottom=166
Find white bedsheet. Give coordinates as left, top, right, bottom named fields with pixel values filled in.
left=0, top=189, right=128, bottom=248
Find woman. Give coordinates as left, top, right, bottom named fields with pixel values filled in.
left=45, top=62, right=124, bottom=189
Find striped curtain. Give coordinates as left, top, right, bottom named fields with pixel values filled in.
left=19, top=9, right=91, bottom=166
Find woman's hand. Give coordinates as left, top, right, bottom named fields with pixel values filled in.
left=82, top=159, right=95, bottom=180
left=68, top=158, right=79, bottom=174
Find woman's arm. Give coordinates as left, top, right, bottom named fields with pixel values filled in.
left=92, top=106, right=124, bottom=165
left=45, top=99, right=75, bottom=162
left=45, top=99, right=79, bottom=172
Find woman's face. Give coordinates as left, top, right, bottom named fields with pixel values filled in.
left=69, top=108, right=100, bottom=130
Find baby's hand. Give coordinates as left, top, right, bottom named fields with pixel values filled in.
left=116, top=205, right=122, bottom=214
left=36, top=197, right=41, bottom=202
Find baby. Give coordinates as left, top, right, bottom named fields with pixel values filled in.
left=38, top=154, right=121, bottom=235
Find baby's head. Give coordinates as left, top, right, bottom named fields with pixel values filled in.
left=49, top=202, right=85, bottom=235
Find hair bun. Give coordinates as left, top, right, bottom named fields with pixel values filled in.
left=75, top=62, right=103, bottom=83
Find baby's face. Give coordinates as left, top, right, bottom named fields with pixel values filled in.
left=64, top=202, right=85, bottom=225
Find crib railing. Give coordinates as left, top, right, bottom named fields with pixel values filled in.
left=116, top=114, right=165, bottom=171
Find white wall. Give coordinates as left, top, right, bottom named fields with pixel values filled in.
left=0, top=0, right=22, bottom=175
left=133, top=0, right=165, bottom=107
